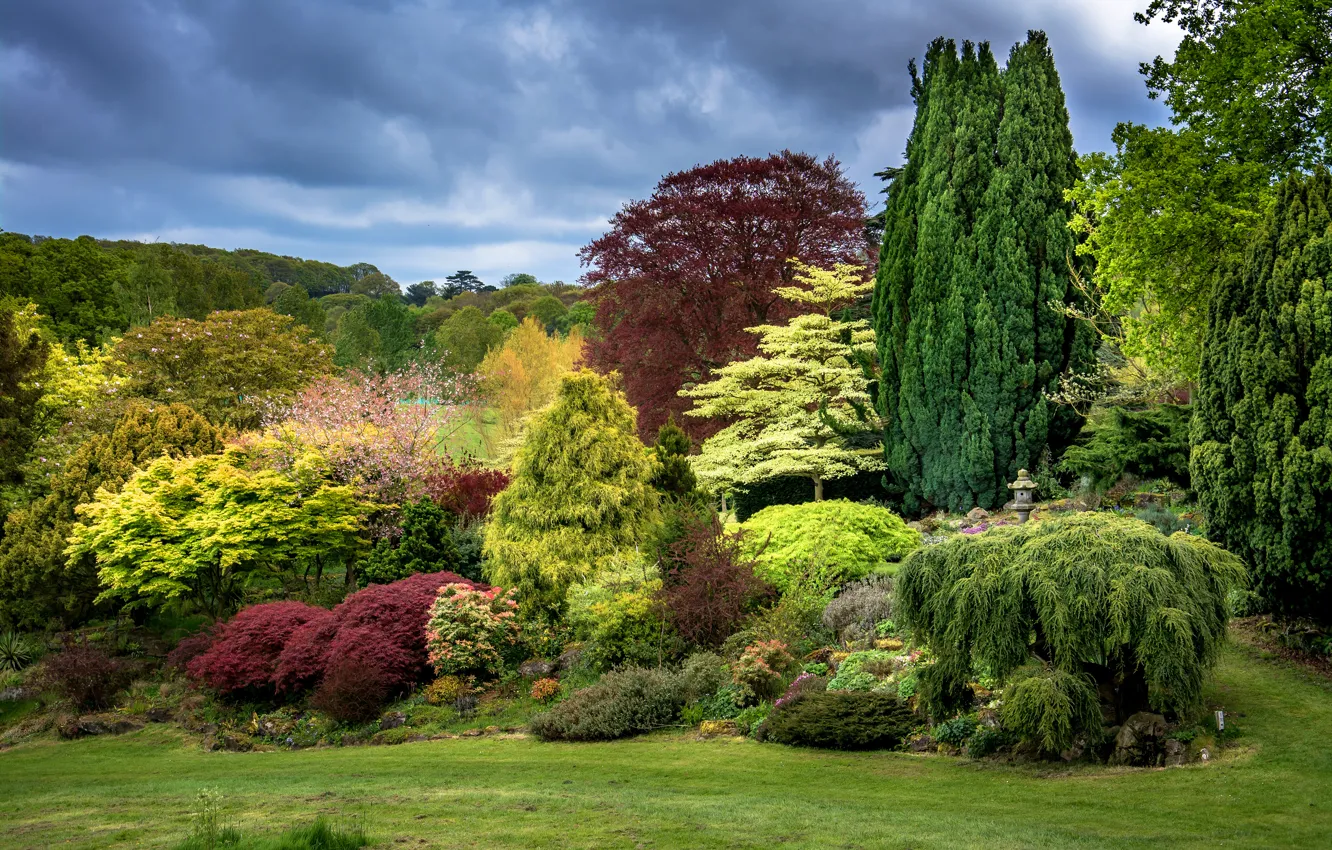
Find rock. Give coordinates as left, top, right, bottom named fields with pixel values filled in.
left=907, top=521, right=925, bottom=532
left=379, top=711, right=407, bottom=731
left=58, top=717, right=145, bottom=739
left=1200, top=747, right=1211, bottom=761
left=875, top=638, right=904, bottom=652
left=906, top=734, right=935, bottom=753
left=461, top=728, right=484, bottom=737
left=519, top=659, right=556, bottom=678
left=0, top=687, right=25, bottom=701
left=555, top=647, right=583, bottom=672
left=1133, top=492, right=1167, bottom=509
left=699, top=720, right=739, bottom=738
left=145, top=707, right=173, bottom=723
left=966, top=507, right=991, bottom=523
left=977, top=708, right=1001, bottom=730
left=204, top=732, right=254, bottom=752
left=484, top=725, right=500, bottom=735
left=1164, top=738, right=1188, bottom=766
left=1060, top=735, right=1090, bottom=762
left=1109, top=712, right=1168, bottom=766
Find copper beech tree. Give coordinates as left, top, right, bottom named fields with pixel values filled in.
left=580, top=151, right=869, bottom=440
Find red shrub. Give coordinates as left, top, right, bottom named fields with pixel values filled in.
left=274, top=570, right=481, bottom=695
left=186, top=601, right=326, bottom=696
left=166, top=629, right=215, bottom=672
left=423, top=463, right=510, bottom=518
left=42, top=642, right=132, bottom=712
left=658, top=511, right=773, bottom=648
left=310, top=655, right=390, bottom=724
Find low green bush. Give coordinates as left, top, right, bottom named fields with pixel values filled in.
left=680, top=652, right=727, bottom=702
left=826, top=650, right=896, bottom=692
left=1057, top=404, right=1191, bottom=492
left=739, top=500, right=919, bottom=592
left=756, top=691, right=917, bottom=750
left=528, top=667, right=685, bottom=741
left=931, top=714, right=978, bottom=747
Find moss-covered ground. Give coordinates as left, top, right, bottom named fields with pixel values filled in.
left=1, top=639, right=1329, bottom=849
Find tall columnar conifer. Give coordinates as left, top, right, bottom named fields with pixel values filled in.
left=873, top=33, right=1095, bottom=512
left=1192, top=170, right=1332, bottom=624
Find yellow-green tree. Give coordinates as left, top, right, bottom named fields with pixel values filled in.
left=66, top=446, right=371, bottom=619
left=483, top=370, right=660, bottom=615
left=681, top=261, right=883, bottom=501
left=478, top=316, right=584, bottom=442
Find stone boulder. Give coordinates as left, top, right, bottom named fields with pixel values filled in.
left=698, top=720, right=739, bottom=738
left=555, top=647, right=583, bottom=672
left=379, top=711, right=407, bottom=731
left=966, top=507, right=991, bottom=524
left=58, top=716, right=144, bottom=739
left=519, top=659, right=556, bottom=678
left=1109, top=712, right=1168, bottom=766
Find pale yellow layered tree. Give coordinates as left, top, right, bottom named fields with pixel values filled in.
left=681, top=261, right=883, bottom=501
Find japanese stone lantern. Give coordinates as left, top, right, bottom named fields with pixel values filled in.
left=1008, top=468, right=1038, bottom=524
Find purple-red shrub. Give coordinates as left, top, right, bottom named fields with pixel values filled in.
left=657, top=511, right=773, bottom=647
left=41, top=642, right=132, bottom=712
left=422, top=463, right=510, bottom=518
left=274, top=570, right=481, bottom=695
left=166, top=629, right=215, bottom=672
left=186, top=601, right=326, bottom=696
left=310, top=655, right=390, bottom=724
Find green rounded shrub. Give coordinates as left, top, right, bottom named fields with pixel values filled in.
left=739, top=500, right=919, bottom=592
left=528, top=667, right=685, bottom=741
left=756, top=691, right=916, bottom=750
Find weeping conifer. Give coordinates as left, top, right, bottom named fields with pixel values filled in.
left=1191, top=170, right=1332, bottom=624
left=874, top=33, right=1094, bottom=512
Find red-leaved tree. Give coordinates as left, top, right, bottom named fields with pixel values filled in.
left=581, top=150, right=868, bottom=439
left=422, top=463, right=511, bottom=518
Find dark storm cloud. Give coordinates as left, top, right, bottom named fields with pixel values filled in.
left=0, top=0, right=1179, bottom=284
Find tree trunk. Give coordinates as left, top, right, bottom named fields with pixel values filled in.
left=813, top=476, right=824, bottom=501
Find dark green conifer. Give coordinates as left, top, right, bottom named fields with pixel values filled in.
left=873, top=33, right=1094, bottom=511
left=1192, top=170, right=1332, bottom=624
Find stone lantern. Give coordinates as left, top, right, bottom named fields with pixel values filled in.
left=1008, top=468, right=1037, bottom=524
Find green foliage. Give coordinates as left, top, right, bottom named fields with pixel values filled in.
left=487, top=309, right=518, bottom=332
left=66, top=448, right=372, bottom=618
left=112, top=309, right=334, bottom=429
left=680, top=651, right=728, bottom=702
left=739, top=500, right=919, bottom=592
left=649, top=415, right=699, bottom=499
left=684, top=262, right=884, bottom=501
left=435, top=306, right=503, bottom=373
left=999, top=664, right=1103, bottom=754
left=271, top=284, right=328, bottom=339
left=527, top=666, right=685, bottom=741
left=528, top=295, right=568, bottom=329
left=483, top=370, right=661, bottom=615
left=1192, top=171, right=1332, bottom=623
left=0, top=402, right=224, bottom=629
left=332, top=306, right=382, bottom=371
left=732, top=640, right=793, bottom=704
left=756, top=691, right=916, bottom=750
left=931, top=714, right=979, bottom=747
left=874, top=35, right=1095, bottom=512
left=0, top=631, right=37, bottom=671
left=359, top=499, right=462, bottom=587
left=0, top=234, right=128, bottom=344
left=566, top=558, right=672, bottom=672
left=0, top=307, right=51, bottom=486
left=554, top=300, right=595, bottom=336
left=896, top=513, right=1245, bottom=740
left=827, top=651, right=896, bottom=692
left=1057, top=405, right=1192, bottom=491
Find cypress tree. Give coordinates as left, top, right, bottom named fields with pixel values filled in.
left=1192, top=170, right=1332, bottom=624
left=874, top=33, right=1093, bottom=512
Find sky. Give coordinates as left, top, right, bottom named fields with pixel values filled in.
left=0, top=0, right=1182, bottom=288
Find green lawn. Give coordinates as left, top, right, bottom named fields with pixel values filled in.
left=2, top=641, right=1330, bottom=849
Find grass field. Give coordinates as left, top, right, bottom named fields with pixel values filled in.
left=2, top=640, right=1330, bottom=849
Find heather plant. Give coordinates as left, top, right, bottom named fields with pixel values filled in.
left=530, top=677, right=561, bottom=703
left=425, top=583, right=520, bottom=680
left=680, top=652, right=728, bottom=703
left=528, top=667, right=686, bottom=741
left=826, top=651, right=897, bottom=692
left=896, top=513, right=1245, bottom=750
left=822, top=573, right=895, bottom=645
left=732, top=640, right=793, bottom=704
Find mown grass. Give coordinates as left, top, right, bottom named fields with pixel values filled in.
left=1, top=641, right=1330, bottom=849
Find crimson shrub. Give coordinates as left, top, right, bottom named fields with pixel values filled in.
left=657, top=512, right=772, bottom=647
left=187, top=601, right=326, bottom=696
left=274, top=570, right=480, bottom=695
